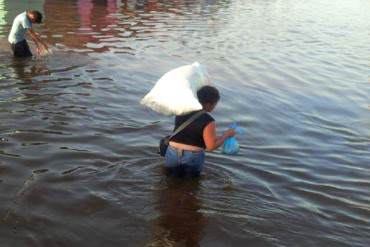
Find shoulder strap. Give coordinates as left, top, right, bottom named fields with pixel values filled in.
left=170, top=110, right=206, bottom=138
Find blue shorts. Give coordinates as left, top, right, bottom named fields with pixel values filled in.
left=165, top=145, right=205, bottom=177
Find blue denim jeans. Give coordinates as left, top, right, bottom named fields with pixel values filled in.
left=165, top=145, right=205, bottom=177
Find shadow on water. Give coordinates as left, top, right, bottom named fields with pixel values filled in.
left=147, top=176, right=206, bottom=247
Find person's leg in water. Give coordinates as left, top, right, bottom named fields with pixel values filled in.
left=11, top=39, right=33, bottom=58
left=165, top=146, right=205, bottom=177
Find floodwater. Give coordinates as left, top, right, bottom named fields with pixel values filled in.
left=0, top=0, right=369, bottom=246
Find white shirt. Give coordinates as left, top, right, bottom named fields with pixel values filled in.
left=8, top=12, right=32, bottom=44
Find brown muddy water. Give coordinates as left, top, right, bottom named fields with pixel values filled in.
left=0, top=0, right=369, bottom=246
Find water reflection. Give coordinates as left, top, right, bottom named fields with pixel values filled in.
left=0, top=0, right=6, bottom=36
left=148, top=178, right=206, bottom=247
left=41, top=0, right=230, bottom=52
left=1, top=0, right=369, bottom=246
left=10, top=58, right=50, bottom=83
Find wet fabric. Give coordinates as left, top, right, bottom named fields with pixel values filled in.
left=165, top=145, right=205, bottom=177
left=11, top=39, right=32, bottom=57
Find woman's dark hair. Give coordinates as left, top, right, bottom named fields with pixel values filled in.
left=29, top=10, right=43, bottom=23
left=197, top=85, right=220, bottom=106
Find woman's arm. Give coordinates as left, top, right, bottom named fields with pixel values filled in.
left=203, top=121, right=235, bottom=151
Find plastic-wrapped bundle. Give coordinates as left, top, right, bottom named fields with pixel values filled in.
left=140, top=62, right=212, bottom=116
left=222, top=123, right=245, bottom=155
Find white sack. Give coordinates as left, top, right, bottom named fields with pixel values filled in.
left=140, top=62, right=212, bottom=116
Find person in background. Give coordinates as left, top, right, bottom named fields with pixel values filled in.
left=8, top=10, right=49, bottom=58
left=165, top=85, right=236, bottom=177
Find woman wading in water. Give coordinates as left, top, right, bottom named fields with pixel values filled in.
left=165, top=85, right=235, bottom=177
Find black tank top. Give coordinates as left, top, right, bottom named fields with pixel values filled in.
left=170, top=110, right=215, bottom=148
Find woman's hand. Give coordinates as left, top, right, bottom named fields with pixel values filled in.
left=224, top=129, right=236, bottom=138
left=204, top=122, right=236, bottom=151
